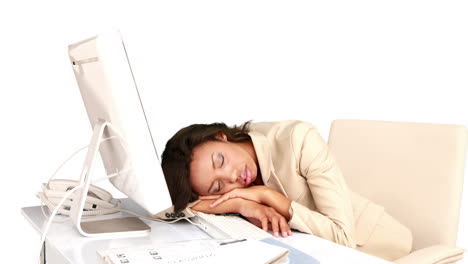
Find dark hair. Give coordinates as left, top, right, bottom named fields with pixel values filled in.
left=161, top=122, right=251, bottom=212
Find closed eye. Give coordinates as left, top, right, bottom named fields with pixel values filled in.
left=215, top=181, right=221, bottom=193
left=218, top=153, right=225, bottom=167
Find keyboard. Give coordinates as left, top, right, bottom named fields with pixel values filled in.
left=193, top=212, right=273, bottom=240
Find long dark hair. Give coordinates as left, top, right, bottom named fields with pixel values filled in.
left=161, top=121, right=251, bottom=212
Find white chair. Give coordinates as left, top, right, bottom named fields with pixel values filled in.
left=328, top=119, right=467, bottom=264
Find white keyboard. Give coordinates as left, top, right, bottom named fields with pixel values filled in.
left=193, top=212, right=273, bottom=240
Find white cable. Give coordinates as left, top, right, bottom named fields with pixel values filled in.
left=45, top=136, right=118, bottom=183
left=38, top=136, right=124, bottom=221
left=36, top=184, right=81, bottom=264
left=36, top=160, right=125, bottom=262
left=39, top=202, right=115, bottom=224
left=36, top=135, right=122, bottom=262
left=91, top=167, right=132, bottom=184
left=38, top=167, right=132, bottom=220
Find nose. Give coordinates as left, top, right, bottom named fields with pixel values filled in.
left=228, top=168, right=238, bottom=184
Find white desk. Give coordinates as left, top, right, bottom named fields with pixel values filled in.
left=22, top=199, right=392, bottom=264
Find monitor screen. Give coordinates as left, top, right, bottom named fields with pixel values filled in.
left=68, top=30, right=172, bottom=216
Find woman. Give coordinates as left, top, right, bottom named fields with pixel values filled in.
left=160, top=120, right=412, bottom=261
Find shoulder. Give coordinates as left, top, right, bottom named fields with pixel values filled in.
left=249, top=120, right=317, bottom=138
left=249, top=120, right=319, bottom=157
left=249, top=120, right=318, bottom=148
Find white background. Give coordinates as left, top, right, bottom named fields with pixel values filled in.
left=1, top=1, right=467, bottom=263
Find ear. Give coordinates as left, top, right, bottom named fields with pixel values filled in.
left=214, top=132, right=227, bottom=141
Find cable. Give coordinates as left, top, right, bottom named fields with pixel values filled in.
left=36, top=184, right=81, bottom=264
left=38, top=136, right=123, bottom=221
left=36, top=135, right=123, bottom=263
left=39, top=168, right=133, bottom=219
left=36, top=179, right=135, bottom=264
left=38, top=170, right=129, bottom=223
left=37, top=191, right=122, bottom=217
left=46, top=136, right=118, bottom=183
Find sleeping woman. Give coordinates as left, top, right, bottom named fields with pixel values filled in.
left=160, top=120, right=412, bottom=261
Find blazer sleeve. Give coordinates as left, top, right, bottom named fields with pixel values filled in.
left=288, top=123, right=356, bottom=248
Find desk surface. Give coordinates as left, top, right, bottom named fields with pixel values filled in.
left=22, top=199, right=392, bottom=264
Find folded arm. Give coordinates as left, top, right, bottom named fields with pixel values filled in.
left=200, top=185, right=292, bottom=221
left=191, top=197, right=291, bottom=237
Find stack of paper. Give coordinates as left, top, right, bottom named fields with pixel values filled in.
left=97, top=238, right=289, bottom=264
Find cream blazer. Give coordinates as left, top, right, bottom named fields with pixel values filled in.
left=248, top=120, right=412, bottom=261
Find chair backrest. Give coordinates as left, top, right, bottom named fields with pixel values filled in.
left=327, top=119, right=468, bottom=251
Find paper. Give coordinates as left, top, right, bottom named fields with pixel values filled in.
left=98, top=239, right=289, bottom=264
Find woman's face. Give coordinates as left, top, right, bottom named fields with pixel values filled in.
left=190, top=135, right=258, bottom=196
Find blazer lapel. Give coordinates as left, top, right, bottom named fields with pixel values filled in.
left=249, top=131, right=288, bottom=197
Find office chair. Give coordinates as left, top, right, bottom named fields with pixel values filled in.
left=328, top=119, right=467, bottom=264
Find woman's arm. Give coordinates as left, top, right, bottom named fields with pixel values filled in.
left=191, top=197, right=291, bottom=237
left=290, top=124, right=356, bottom=248
left=191, top=197, right=244, bottom=215
left=200, top=186, right=292, bottom=221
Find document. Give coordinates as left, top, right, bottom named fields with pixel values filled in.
left=97, top=238, right=289, bottom=264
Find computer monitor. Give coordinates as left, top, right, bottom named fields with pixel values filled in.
left=67, top=30, right=172, bottom=237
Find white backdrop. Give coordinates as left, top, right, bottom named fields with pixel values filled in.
left=1, top=1, right=467, bottom=263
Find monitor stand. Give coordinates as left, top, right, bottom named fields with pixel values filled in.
left=69, top=119, right=150, bottom=238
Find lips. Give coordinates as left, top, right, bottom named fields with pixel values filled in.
left=240, top=166, right=253, bottom=186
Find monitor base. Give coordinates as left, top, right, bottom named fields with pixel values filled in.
left=80, top=217, right=150, bottom=237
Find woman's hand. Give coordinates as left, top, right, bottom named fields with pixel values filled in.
left=199, top=185, right=268, bottom=207
left=239, top=201, right=292, bottom=238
